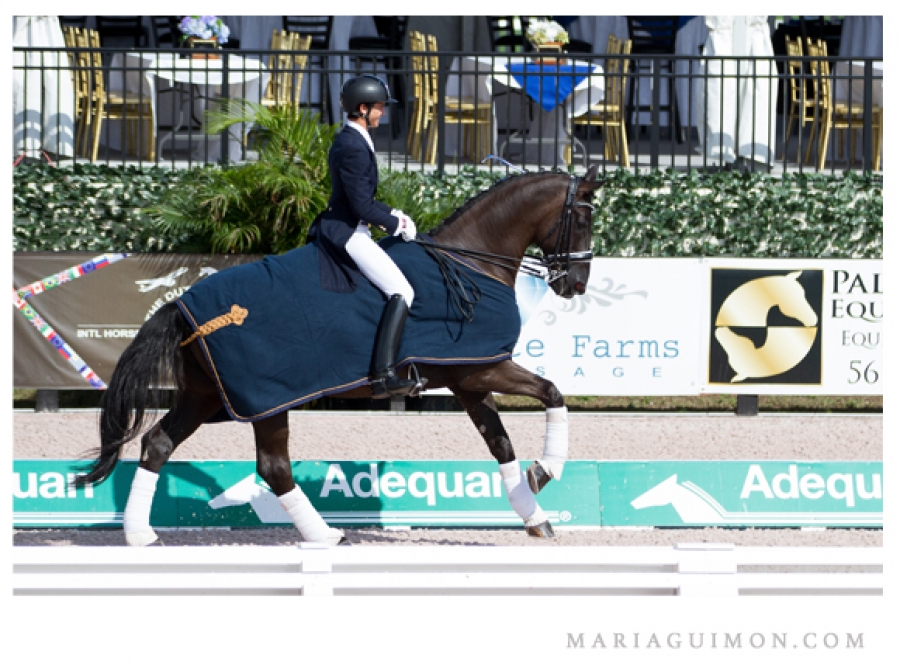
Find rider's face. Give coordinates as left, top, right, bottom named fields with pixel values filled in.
left=361, top=102, right=385, bottom=127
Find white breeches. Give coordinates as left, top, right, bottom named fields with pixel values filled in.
left=345, top=224, right=414, bottom=307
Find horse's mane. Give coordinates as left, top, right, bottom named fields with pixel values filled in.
left=429, top=170, right=567, bottom=236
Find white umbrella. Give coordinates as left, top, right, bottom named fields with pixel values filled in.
left=13, top=16, right=75, bottom=159
left=700, top=16, right=777, bottom=165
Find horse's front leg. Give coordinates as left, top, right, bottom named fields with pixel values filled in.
left=451, top=388, right=554, bottom=539
left=454, top=360, right=570, bottom=496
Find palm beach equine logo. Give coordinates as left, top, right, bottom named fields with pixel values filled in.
left=709, top=269, right=823, bottom=384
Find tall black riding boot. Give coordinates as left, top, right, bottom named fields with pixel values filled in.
left=370, top=294, right=424, bottom=399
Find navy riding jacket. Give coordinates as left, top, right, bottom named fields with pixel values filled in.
left=306, top=124, right=400, bottom=291
left=309, top=125, right=399, bottom=248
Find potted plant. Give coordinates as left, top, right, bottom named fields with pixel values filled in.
left=526, top=19, right=570, bottom=64
left=179, top=16, right=230, bottom=58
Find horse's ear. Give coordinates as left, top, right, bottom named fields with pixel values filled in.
left=583, top=163, right=600, bottom=184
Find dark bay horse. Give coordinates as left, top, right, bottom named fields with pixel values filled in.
left=75, top=165, right=603, bottom=546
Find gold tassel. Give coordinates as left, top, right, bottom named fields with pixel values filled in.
left=180, top=304, right=249, bottom=347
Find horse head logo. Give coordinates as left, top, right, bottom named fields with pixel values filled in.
left=630, top=475, right=724, bottom=524
left=714, top=271, right=819, bottom=382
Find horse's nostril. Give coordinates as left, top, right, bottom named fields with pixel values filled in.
left=575, top=282, right=586, bottom=294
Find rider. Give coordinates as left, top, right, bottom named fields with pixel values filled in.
left=308, top=74, right=423, bottom=399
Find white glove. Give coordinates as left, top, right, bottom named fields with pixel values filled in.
left=392, top=212, right=417, bottom=242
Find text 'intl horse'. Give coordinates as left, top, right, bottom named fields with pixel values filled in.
left=75, top=165, right=604, bottom=546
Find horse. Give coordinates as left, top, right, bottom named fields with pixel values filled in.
left=74, top=164, right=604, bottom=547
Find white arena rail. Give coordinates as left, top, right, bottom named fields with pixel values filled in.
left=12, top=543, right=882, bottom=597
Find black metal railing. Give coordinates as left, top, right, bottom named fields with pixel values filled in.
left=13, top=44, right=883, bottom=175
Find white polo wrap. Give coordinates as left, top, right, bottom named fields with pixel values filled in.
left=279, top=485, right=344, bottom=544
left=499, top=461, right=547, bottom=525
left=123, top=467, right=159, bottom=547
left=540, top=406, right=569, bottom=479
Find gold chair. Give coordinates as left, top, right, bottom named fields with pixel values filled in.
left=423, top=33, right=492, bottom=164
left=262, top=30, right=312, bottom=110
left=571, top=34, right=632, bottom=167
left=62, top=26, right=91, bottom=157
left=79, top=28, right=155, bottom=161
left=783, top=34, right=818, bottom=163
left=406, top=31, right=429, bottom=160
left=807, top=38, right=882, bottom=171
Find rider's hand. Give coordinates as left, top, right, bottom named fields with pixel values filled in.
left=393, top=212, right=417, bottom=242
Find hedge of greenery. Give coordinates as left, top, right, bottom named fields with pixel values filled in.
left=13, top=163, right=882, bottom=258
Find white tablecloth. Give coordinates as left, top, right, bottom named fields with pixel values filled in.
left=570, top=16, right=707, bottom=129
left=110, top=52, right=269, bottom=161
left=446, top=56, right=604, bottom=164
left=674, top=16, right=709, bottom=131
left=13, top=16, right=75, bottom=159
left=839, top=17, right=883, bottom=58
left=221, top=15, right=379, bottom=124
left=566, top=16, right=629, bottom=52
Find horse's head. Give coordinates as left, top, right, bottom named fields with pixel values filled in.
left=536, top=164, right=603, bottom=298
left=774, top=271, right=818, bottom=327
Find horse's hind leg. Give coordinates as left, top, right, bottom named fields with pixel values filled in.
left=124, top=348, right=223, bottom=546
left=453, top=388, right=554, bottom=539
left=252, top=412, right=347, bottom=546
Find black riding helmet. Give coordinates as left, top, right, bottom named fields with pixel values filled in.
left=341, top=75, right=397, bottom=124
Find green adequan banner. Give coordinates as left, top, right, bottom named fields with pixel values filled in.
left=12, top=460, right=882, bottom=529
left=603, top=461, right=883, bottom=527
left=12, top=460, right=602, bottom=529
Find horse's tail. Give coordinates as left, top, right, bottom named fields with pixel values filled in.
left=74, top=302, right=192, bottom=486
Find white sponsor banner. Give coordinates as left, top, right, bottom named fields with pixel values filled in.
left=513, top=259, right=704, bottom=395
left=699, top=258, right=882, bottom=395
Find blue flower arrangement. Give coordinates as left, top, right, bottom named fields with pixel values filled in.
left=179, top=16, right=230, bottom=45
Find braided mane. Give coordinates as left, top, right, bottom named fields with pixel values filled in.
left=429, top=170, right=569, bottom=236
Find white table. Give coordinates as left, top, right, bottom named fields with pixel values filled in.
left=111, top=52, right=269, bottom=161
left=446, top=56, right=604, bottom=165
left=13, top=16, right=75, bottom=159
left=221, top=15, right=379, bottom=124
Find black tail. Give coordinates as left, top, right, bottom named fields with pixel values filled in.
left=74, top=302, right=192, bottom=486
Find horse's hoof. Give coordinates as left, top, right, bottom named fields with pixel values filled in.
left=525, top=520, right=555, bottom=539
left=526, top=461, right=552, bottom=495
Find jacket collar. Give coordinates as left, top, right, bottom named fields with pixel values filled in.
left=343, top=121, right=375, bottom=154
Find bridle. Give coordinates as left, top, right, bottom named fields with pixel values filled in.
left=527, top=174, right=595, bottom=287
left=414, top=173, right=596, bottom=286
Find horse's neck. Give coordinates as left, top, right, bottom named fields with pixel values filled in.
left=430, top=176, right=559, bottom=282
left=433, top=199, right=530, bottom=257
